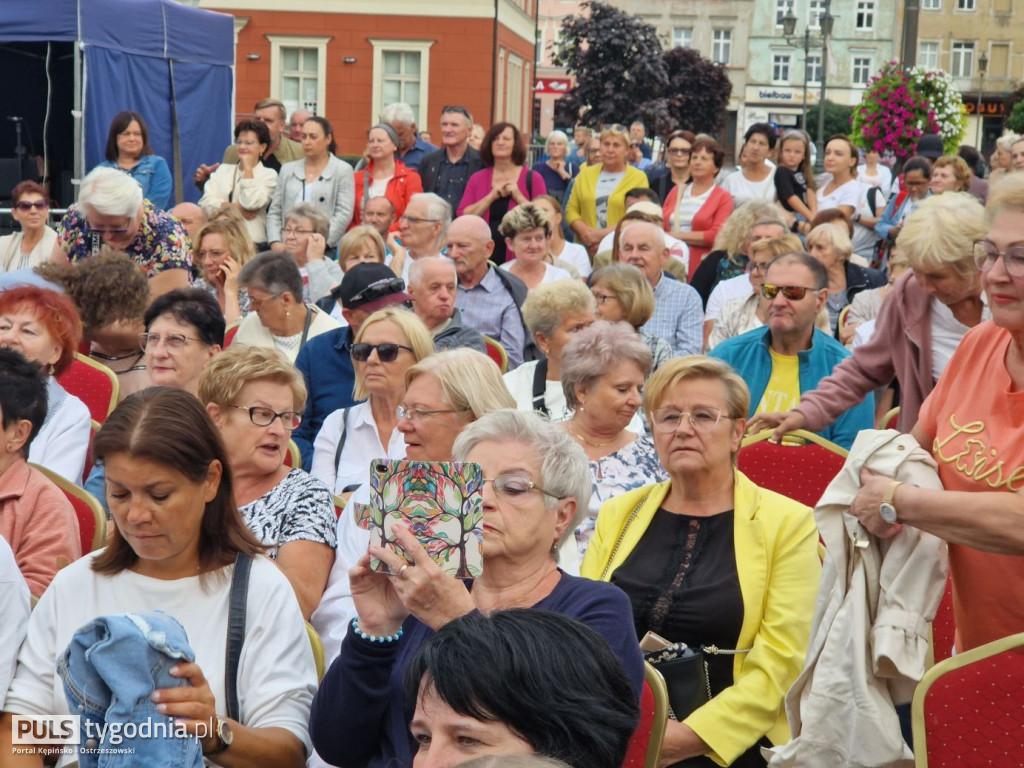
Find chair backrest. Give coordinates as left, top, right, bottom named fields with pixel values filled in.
left=223, top=321, right=240, bottom=348
left=305, top=622, right=326, bottom=683
left=480, top=334, right=509, bottom=374
left=284, top=439, right=300, bottom=468
left=912, top=632, right=1024, bottom=767
left=838, top=304, right=852, bottom=331
left=55, top=353, right=119, bottom=424
left=30, top=462, right=106, bottom=554
left=929, top=575, right=956, bottom=666
left=738, top=429, right=848, bottom=509
left=332, top=494, right=345, bottom=519
left=877, top=406, right=900, bottom=430
left=622, top=662, right=668, bottom=768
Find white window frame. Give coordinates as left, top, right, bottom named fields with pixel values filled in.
left=712, top=29, right=732, bottom=65
left=951, top=41, right=974, bottom=77
left=267, top=35, right=330, bottom=117
left=852, top=56, right=872, bottom=86
left=806, top=54, right=822, bottom=86
left=956, top=0, right=976, bottom=9
left=921, top=0, right=941, bottom=8
left=496, top=49, right=506, bottom=122
left=673, top=27, right=693, bottom=49
left=506, top=52, right=525, bottom=133
left=918, top=41, right=940, bottom=70
left=775, top=0, right=789, bottom=28
left=368, top=38, right=435, bottom=129
left=772, top=53, right=792, bottom=84
left=855, top=0, right=875, bottom=29
left=809, top=0, right=825, bottom=29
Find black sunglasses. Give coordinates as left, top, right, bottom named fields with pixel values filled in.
left=350, top=277, right=406, bottom=306
left=760, top=284, right=820, bottom=301
left=351, top=342, right=414, bottom=363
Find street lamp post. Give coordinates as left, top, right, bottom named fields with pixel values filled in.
left=975, top=51, right=989, bottom=148
left=782, top=0, right=835, bottom=171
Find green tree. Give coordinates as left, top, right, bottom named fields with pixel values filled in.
left=818, top=99, right=855, bottom=143
left=661, top=46, right=731, bottom=135
left=552, top=2, right=670, bottom=131
left=1007, top=100, right=1024, bottom=134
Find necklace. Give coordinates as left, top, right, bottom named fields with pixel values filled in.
left=568, top=423, right=618, bottom=449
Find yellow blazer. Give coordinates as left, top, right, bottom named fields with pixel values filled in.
left=580, top=470, right=820, bottom=766
left=565, top=163, right=649, bottom=231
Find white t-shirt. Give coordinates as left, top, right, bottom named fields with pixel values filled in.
left=816, top=173, right=863, bottom=213
left=705, top=274, right=753, bottom=321
left=311, top=401, right=407, bottom=495
left=857, top=164, right=894, bottom=199
left=2, top=553, right=317, bottom=765
left=368, top=177, right=390, bottom=198
left=554, top=241, right=592, bottom=278
left=850, top=185, right=881, bottom=263
left=500, top=261, right=572, bottom=284
left=930, top=296, right=991, bottom=381
left=0, top=537, right=30, bottom=703
left=595, top=170, right=625, bottom=228
left=28, top=378, right=91, bottom=486
left=671, top=183, right=712, bottom=232
left=720, top=166, right=777, bottom=206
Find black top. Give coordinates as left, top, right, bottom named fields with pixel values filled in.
left=773, top=166, right=808, bottom=213
left=690, top=250, right=749, bottom=309
left=488, top=196, right=512, bottom=264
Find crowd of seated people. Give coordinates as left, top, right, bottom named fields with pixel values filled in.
left=5, top=99, right=1024, bottom=768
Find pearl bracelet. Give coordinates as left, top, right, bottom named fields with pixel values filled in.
left=352, top=617, right=403, bottom=644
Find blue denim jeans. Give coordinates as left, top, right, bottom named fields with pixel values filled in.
left=58, top=611, right=204, bottom=767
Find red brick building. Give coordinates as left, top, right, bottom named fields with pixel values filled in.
left=198, top=0, right=539, bottom=154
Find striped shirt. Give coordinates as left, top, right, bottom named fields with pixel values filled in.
left=641, top=274, right=703, bottom=357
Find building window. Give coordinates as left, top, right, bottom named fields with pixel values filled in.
left=856, top=0, right=875, bottom=29
left=775, top=0, right=789, bottom=27
left=673, top=27, right=693, bottom=48
left=712, top=29, right=732, bottom=65
left=951, top=41, right=974, bottom=77
left=957, top=0, right=975, bottom=9
left=369, top=39, right=435, bottom=128
left=853, top=57, right=872, bottom=86
left=772, top=54, right=791, bottom=84
left=918, top=41, right=940, bottom=70
left=921, top=0, right=940, bottom=8
left=267, top=35, right=330, bottom=117
left=506, top=53, right=525, bottom=134
left=809, top=0, right=825, bottom=29
left=806, top=54, right=822, bottom=85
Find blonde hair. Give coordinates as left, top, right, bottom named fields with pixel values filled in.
left=899, top=192, right=986, bottom=278
left=194, top=218, right=255, bottom=267
left=712, top=201, right=784, bottom=254
left=748, top=234, right=804, bottom=262
left=352, top=307, right=435, bottom=400
left=198, top=344, right=306, bottom=411
left=806, top=222, right=853, bottom=260
left=986, top=173, right=1024, bottom=223
left=338, top=226, right=387, bottom=270
left=589, top=263, right=655, bottom=328
left=931, top=156, right=972, bottom=192
left=521, top=279, right=596, bottom=339
left=498, top=202, right=552, bottom=239
left=599, top=125, right=629, bottom=149
left=406, top=348, right=516, bottom=420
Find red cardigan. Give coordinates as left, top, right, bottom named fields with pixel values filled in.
left=349, top=158, right=423, bottom=231
left=663, top=183, right=734, bottom=279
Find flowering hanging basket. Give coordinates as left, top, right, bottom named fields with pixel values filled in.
left=852, top=62, right=965, bottom=159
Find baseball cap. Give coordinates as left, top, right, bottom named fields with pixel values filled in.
left=915, top=134, right=944, bottom=160
left=336, top=263, right=411, bottom=312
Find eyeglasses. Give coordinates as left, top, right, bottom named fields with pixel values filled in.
left=748, top=261, right=773, bottom=276
left=650, top=407, right=726, bottom=434
left=197, top=249, right=227, bottom=259
left=232, top=405, right=302, bottom=430
left=14, top=200, right=49, bottom=211
left=973, top=240, right=1024, bottom=278
left=87, top=220, right=134, bottom=236
left=139, top=332, right=201, bottom=351
left=592, top=291, right=616, bottom=304
left=481, top=473, right=560, bottom=501
left=760, top=284, right=820, bottom=301
left=283, top=227, right=315, bottom=236
left=442, top=105, right=472, bottom=119
left=399, top=214, right=441, bottom=225
left=397, top=405, right=471, bottom=422
left=350, top=277, right=406, bottom=305
left=351, top=342, right=414, bottom=362
left=235, top=139, right=260, bottom=147
left=249, top=293, right=283, bottom=310
left=629, top=143, right=641, bottom=149
left=666, top=147, right=691, bottom=156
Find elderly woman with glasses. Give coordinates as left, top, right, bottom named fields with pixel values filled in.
left=199, top=345, right=337, bottom=620
left=53, top=166, right=191, bottom=299
left=278, top=202, right=344, bottom=303
left=806, top=221, right=885, bottom=335
left=1, top=181, right=56, bottom=272
left=191, top=217, right=256, bottom=324
left=311, top=307, right=434, bottom=501
left=309, top=407, right=645, bottom=768
left=234, top=251, right=341, bottom=363
left=582, top=356, right=820, bottom=768
left=589, top=263, right=672, bottom=370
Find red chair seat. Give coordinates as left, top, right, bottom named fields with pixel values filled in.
left=738, top=429, right=848, bottom=509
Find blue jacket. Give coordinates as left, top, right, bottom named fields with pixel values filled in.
left=97, top=154, right=173, bottom=210
left=709, top=326, right=874, bottom=450
left=875, top=190, right=930, bottom=242
left=293, top=326, right=361, bottom=470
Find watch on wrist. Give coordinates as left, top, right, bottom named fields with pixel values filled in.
left=205, top=717, right=234, bottom=756
left=878, top=480, right=904, bottom=525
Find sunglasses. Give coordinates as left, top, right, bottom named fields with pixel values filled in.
left=760, top=284, right=821, bottom=301
left=349, top=277, right=406, bottom=306
left=351, top=342, right=413, bottom=363
left=442, top=105, right=472, bottom=119
left=15, top=200, right=50, bottom=211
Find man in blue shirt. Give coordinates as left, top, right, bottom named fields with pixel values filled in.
left=381, top=102, right=437, bottom=172
left=292, top=263, right=412, bottom=468
left=708, top=252, right=873, bottom=449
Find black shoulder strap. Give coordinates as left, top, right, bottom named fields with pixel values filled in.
left=333, top=407, right=350, bottom=473
left=531, top=359, right=549, bottom=416
left=225, top=551, right=252, bottom=722
left=526, top=169, right=533, bottom=198
left=867, top=186, right=880, bottom=215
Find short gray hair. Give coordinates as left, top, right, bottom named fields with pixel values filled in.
left=238, top=251, right=304, bottom=302
left=285, top=203, right=330, bottom=238
left=545, top=130, right=569, bottom=152
left=412, top=192, right=453, bottom=235
left=561, top=321, right=652, bottom=410
left=408, top=256, right=456, bottom=288
left=79, top=166, right=143, bottom=218
left=521, top=280, right=596, bottom=339
left=452, top=409, right=592, bottom=554
left=380, top=102, right=416, bottom=127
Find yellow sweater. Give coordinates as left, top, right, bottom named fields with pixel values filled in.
left=565, top=163, right=649, bottom=231
left=581, top=470, right=821, bottom=766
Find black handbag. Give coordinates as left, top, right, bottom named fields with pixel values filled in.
left=644, top=643, right=711, bottom=721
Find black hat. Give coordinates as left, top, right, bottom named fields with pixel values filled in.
left=335, top=263, right=411, bottom=312
left=916, top=134, right=944, bottom=160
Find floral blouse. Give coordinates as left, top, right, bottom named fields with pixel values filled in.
left=193, top=277, right=251, bottom=318
left=57, top=200, right=191, bottom=277
left=238, top=469, right=338, bottom=558
left=575, top=433, right=668, bottom=559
